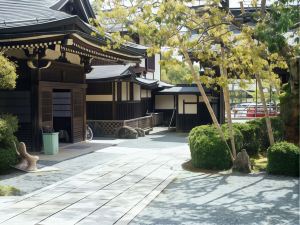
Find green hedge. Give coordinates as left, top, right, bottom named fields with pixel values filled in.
left=0, top=147, right=18, bottom=173
left=246, top=117, right=284, bottom=153
left=267, top=142, right=300, bottom=177
left=232, top=123, right=260, bottom=156
left=0, top=115, right=19, bottom=174
left=189, top=125, right=232, bottom=170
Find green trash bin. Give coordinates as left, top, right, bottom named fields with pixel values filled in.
left=43, top=132, right=59, bottom=155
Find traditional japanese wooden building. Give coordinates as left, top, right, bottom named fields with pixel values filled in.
left=85, top=64, right=171, bottom=136
left=154, top=84, right=225, bottom=132
left=0, top=0, right=146, bottom=151
left=86, top=65, right=158, bottom=121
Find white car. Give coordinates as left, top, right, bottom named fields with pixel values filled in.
left=231, top=103, right=259, bottom=118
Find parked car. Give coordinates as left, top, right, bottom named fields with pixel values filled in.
left=246, top=105, right=279, bottom=117
left=231, top=103, right=257, bottom=118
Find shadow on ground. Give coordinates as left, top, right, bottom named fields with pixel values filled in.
left=130, top=171, right=299, bottom=225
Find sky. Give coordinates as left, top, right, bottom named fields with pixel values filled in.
left=89, top=0, right=276, bottom=8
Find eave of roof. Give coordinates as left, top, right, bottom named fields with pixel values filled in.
left=86, top=65, right=134, bottom=81
left=0, top=0, right=146, bottom=61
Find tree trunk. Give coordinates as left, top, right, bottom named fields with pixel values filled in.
left=181, top=49, right=234, bottom=161
left=276, top=47, right=300, bottom=145
left=261, top=0, right=266, bottom=17
left=221, top=47, right=237, bottom=159
left=255, top=74, right=275, bottom=146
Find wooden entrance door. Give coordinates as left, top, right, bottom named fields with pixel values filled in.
left=40, top=87, right=53, bottom=131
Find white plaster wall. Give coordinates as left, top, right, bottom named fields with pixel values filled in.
left=141, top=89, right=148, bottom=98
left=121, top=82, right=128, bottom=101
left=134, top=84, right=141, bottom=101
left=86, top=95, right=113, bottom=101
left=155, top=95, right=174, bottom=110
left=178, top=95, right=197, bottom=114
left=154, top=53, right=161, bottom=81
left=145, top=72, right=154, bottom=80
left=140, top=58, right=146, bottom=68
left=114, top=82, right=118, bottom=101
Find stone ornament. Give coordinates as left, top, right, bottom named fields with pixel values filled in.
left=232, top=149, right=252, bottom=173
left=135, top=128, right=145, bottom=137
left=115, top=126, right=138, bottom=139
left=14, top=142, right=39, bottom=171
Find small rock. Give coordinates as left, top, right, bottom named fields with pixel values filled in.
left=233, top=149, right=251, bottom=173
left=135, top=128, right=145, bottom=137
left=115, top=126, right=138, bottom=139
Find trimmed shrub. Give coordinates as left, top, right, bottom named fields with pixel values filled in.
left=247, top=117, right=284, bottom=152
left=0, top=114, right=18, bottom=148
left=0, top=147, right=18, bottom=173
left=267, top=142, right=300, bottom=177
left=232, top=123, right=260, bottom=156
left=189, top=125, right=232, bottom=170
left=0, top=115, right=19, bottom=174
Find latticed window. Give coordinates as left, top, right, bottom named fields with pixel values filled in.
left=41, top=91, right=52, bottom=122
left=145, top=55, right=155, bottom=71
left=73, top=91, right=83, bottom=118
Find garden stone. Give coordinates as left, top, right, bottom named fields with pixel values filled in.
left=135, top=128, right=145, bottom=137
left=232, top=149, right=251, bottom=173
left=115, top=126, right=138, bottom=139
left=15, top=142, right=39, bottom=171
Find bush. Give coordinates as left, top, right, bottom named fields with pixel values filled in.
left=232, top=123, right=260, bottom=156
left=0, top=114, right=18, bottom=148
left=267, top=142, right=300, bottom=177
left=0, top=115, right=19, bottom=173
left=247, top=117, right=284, bottom=152
left=0, top=147, right=18, bottom=173
left=189, top=125, right=232, bottom=170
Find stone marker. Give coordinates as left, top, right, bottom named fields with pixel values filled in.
left=232, top=149, right=251, bottom=173
left=115, top=126, right=138, bottom=139
left=135, top=128, right=145, bottom=137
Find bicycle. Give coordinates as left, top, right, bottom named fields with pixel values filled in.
left=86, top=125, right=93, bottom=141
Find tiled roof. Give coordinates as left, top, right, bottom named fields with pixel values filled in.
left=86, top=65, right=134, bottom=80
left=0, top=0, right=75, bottom=29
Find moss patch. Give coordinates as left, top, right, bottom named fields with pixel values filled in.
left=0, top=185, right=21, bottom=196
left=251, top=155, right=267, bottom=172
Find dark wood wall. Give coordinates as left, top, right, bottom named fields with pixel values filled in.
left=86, top=81, right=153, bottom=121
left=87, top=102, right=113, bottom=120
left=0, top=61, right=34, bottom=149
left=38, top=62, right=86, bottom=147
left=87, top=99, right=152, bottom=121
left=176, top=99, right=222, bottom=132
left=0, top=60, right=86, bottom=151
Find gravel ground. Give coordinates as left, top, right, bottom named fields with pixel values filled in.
left=130, top=171, right=299, bottom=225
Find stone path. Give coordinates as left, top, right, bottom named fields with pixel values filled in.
left=0, top=131, right=190, bottom=225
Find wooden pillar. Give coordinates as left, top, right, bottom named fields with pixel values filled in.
left=112, top=81, right=116, bottom=120
left=31, top=68, right=41, bottom=151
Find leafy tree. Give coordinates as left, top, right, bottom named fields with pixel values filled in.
left=0, top=54, right=17, bottom=89
left=160, top=58, right=196, bottom=84
left=255, top=0, right=300, bottom=144
left=93, top=0, right=287, bottom=160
